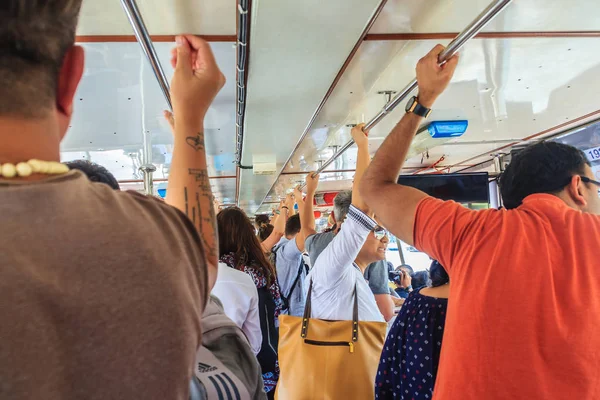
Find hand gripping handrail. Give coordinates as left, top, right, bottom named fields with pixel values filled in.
left=299, top=0, right=513, bottom=189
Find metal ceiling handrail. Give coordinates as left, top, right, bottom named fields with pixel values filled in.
left=120, top=0, right=172, bottom=111
left=299, top=0, right=513, bottom=189
left=236, top=0, right=250, bottom=167
left=120, top=0, right=171, bottom=195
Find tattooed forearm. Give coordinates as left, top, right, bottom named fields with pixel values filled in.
left=186, top=132, right=205, bottom=152
left=186, top=166, right=218, bottom=260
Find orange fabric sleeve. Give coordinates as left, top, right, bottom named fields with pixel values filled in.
left=412, top=197, right=481, bottom=272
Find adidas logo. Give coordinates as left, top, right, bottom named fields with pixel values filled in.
left=197, top=362, right=218, bottom=373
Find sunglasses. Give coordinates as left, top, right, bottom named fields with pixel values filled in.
left=372, top=226, right=388, bottom=240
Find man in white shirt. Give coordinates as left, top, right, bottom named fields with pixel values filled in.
left=211, top=263, right=262, bottom=355
left=304, top=125, right=389, bottom=322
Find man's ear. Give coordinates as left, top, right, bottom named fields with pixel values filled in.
left=56, top=45, right=85, bottom=138
left=567, top=175, right=587, bottom=208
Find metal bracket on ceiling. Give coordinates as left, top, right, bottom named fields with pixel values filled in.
left=377, top=90, right=398, bottom=104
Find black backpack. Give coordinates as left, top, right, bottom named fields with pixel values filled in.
left=269, top=244, right=308, bottom=313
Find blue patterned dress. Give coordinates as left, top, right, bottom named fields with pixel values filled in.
left=375, top=288, right=448, bottom=399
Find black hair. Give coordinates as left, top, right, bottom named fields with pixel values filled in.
left=396, top=264, right=414, bottom=275
left=429, top=260, right=449, bottom=287
left=412, top=271, right=431, bottom=289
left=0, top=0, right=83, bottom=117
left=499, top=141, right=590, bottom=210
left=66, top=160, right=120, bottom=190
left=255, top=214, right=270, bottom=228
left=258, top=223, right=274, bottom=242
left=285, top=213, right=301, bottom=237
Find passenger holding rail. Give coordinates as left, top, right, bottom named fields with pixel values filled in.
left=361, top=44, right=600, bottom=400
left=303, top=139, right=396, bottom=321
left=305, top=125, right=389, bottom=323
left=0, top=2, right=223, bottom=399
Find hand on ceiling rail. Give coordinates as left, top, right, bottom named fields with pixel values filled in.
left=292, top=0, right=514, bottom=196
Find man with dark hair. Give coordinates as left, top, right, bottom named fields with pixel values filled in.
left=65, top=160, right=121, bottom=190
left=284, top=213, right=301, bottom=237
left=499, top=141, right=595, bottom=210
left=272, top=202, right=308, bottom=317
left=0, top=1, right=223, bottom=398
left=361, top=44, right=600, bottom=400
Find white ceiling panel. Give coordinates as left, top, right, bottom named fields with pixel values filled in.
left=238, top=0, right=385, bottom=212
left=78, top=0, right=235, bottom=36
left=255, top=37, right=600, bottom=210
left=370, top=0, right=600, bottom=34
left=61, top=41, right=237, bottom=204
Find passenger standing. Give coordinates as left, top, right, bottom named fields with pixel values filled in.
left=65, top=160, right=121, bottom=190
left=305, top=125, right=388, bottom=323
left=271, top=212, right=308, bottom=317
left=260, top=198, right=290, bottom=252
left=394, top=265, right=414, bottom=299
left=361, top=44, right=600, bottom=399
left=0, top=1, right=221, bottom=396
left=303, top=131, right=396, bottom=321
left=211, top=263, right=262, bottom=355
left=375, top=261, right=449, bottom=400
left=217, top=207, right=283, bottom=398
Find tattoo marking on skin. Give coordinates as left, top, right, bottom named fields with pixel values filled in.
left=185, top=132, right=205, bottom=152
left=184, top=187, right=189, bottom=217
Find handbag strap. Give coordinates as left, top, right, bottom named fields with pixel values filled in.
left=301, top=279, right=359, bottom=343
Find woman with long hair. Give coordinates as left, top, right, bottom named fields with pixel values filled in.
left=375, top=260, right=450, bottom=400
left=218, top=207, right=283, bottom=398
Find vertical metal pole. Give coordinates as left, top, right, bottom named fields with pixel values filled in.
left=396, top=238, right=406, bottom=265
left=120, top=0, right=172, bottom=110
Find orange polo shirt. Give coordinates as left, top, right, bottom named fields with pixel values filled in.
left=414, top=194, right=600, bottom=400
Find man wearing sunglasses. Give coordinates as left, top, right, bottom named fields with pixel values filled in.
left=303, top=125, right=391, bottom=323
left=360, top=44, right=600, bottom=400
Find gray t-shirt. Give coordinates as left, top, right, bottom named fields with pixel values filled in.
left=0, top=171, right=208, bottom=400
left=305, top=232, right=390, bottom=296
left=363, top=261, right=391, bottom=295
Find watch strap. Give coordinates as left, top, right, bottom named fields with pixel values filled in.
left=407, top=97, right=432, bottom=118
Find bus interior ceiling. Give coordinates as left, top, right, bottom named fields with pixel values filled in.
left=64, top=0, right=600, bottom=215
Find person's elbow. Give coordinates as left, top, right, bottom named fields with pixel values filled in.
left=359, top=173, right=378, bottom=209
left=375, top=294, right=395, bottom=322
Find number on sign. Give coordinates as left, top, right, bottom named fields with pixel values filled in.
left=585, top=146, right=600, bottom=162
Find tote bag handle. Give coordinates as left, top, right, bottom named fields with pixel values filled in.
left=300, top=280, right=359, bottom=342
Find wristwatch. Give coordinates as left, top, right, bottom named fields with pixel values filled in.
left=405, top=96, right=432, bottom=118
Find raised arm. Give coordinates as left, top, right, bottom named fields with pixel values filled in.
left=166, top=35, right=225, bottom=276
left=350, top=124, right=372, bottom=215
left=360, top=45, right=459, bottom=245
left=296, top=173, right=320, bottom=251
left=261, top=200, right=287, bottom=252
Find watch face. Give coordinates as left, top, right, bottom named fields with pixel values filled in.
left=405, top=96, right=415, bottom=112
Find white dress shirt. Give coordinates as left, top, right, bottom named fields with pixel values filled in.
left=211, top=263, right=262, bottom=354
left=305, top=205, right=385, bottom=322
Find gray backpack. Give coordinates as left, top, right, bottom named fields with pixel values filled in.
left=190, top=296, right=267, bottom=400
